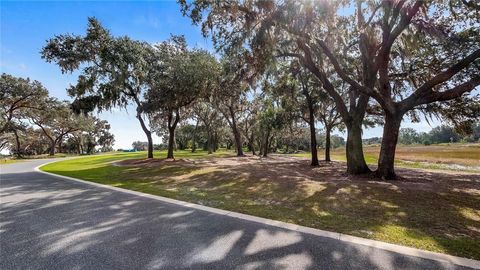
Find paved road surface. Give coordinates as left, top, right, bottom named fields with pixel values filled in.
left=0, top=159, right=475, bottom=269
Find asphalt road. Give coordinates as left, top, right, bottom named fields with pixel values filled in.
left=0, top=159, right=475, bottom=270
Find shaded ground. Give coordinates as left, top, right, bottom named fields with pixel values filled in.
left=41, top=151, right=480, bottom=260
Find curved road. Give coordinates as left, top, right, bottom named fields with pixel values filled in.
left=0, top=159, right=476, bottom=269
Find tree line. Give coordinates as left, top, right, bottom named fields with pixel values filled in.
left=0, top=74, right=115, bottom=157
left=6, top=0, right=479, bottom=181
left=131, top=125, right=346, bottom=155
left=399, top=124, right=480, bottom=145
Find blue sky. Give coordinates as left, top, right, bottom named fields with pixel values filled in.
left=1, top=1, right=437, bottom=149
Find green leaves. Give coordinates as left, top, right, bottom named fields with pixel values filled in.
left=0, top=74, right=49, bottom=133
left=42, top=17, right=154, bottom=112
left=146, top=36, right=220, bottom=112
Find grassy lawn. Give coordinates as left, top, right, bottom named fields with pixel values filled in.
left=40, top=148, right=480, bottom=260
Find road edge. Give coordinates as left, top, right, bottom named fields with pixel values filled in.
left=35, top=161, right=480, bottom=269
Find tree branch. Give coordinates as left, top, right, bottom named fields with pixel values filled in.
left=402, top=49, right=480, bottom=109
left=412, top=76, right=480, bottom=107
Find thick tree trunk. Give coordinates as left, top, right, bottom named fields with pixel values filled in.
left=232, top=127, right=244, bottom=156
left=308, top=109, right=319, bottom=166
left=300, top=54, right=372, bottom=174
left=376, top=114, right=403, bottom=180
left=325, top=126, right=331, bottom=162
left=167, top=127, right=175, bottom=159
left=345, top=123, right=370, bottom=174
left=136, top=112, right=153, bottom=159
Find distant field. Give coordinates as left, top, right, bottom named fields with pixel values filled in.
left=292, top=143, right=480, bottom=172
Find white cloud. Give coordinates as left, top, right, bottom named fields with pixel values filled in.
left=133, top=13, right=161, bottom=29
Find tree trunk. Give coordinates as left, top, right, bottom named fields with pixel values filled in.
left=263, top=132, right=269, bottom=157
left=167, top=126, right=175, bottom=159
left=49, top=139, right=56, bottom=156
left=308, top=108, right=319, bottom=166
left=376, top=114, right=403, bottom=180
left=345, top=122, right=370, bottom=174
left=13, top=129, right=22, bottom=158
left=232, top=127, right=244, bottom=156
left=325, top=126, right=331, bottom=162
left=136, top=112, right=153, bottom=159
left=146, top=132, right=153, bottom=159
left=249, top=133, right=256, bottom=156
left=166, top=110, right=179, bottom=159
left=207, top=130, right=213, bottom=154
left=213, top=132, right=218, bottom=152
left=192, top=120, right=198, bottom=153
left=230, top=114, right=244, bottom=157
left=191, top=139, right=196, bottom=153
left=269, top=134, right=275, bottom=152
left=57, top=139, right=63, bottom=154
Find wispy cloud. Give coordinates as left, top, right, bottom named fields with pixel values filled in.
left=133, top=13, right=161, bottom=29
left=19, top=63, right=28, bottom=70
left=0, top=60, right=28, bottom=72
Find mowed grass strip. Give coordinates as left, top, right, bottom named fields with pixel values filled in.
left=41, top=149, right=480, bottom=260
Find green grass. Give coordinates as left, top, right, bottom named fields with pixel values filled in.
left=41, top=149, right=480, bottom=260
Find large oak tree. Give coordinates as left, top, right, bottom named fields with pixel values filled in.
left=146, top=36, right=220, bottom=159
left=42, top=17, right=156, bottom=158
